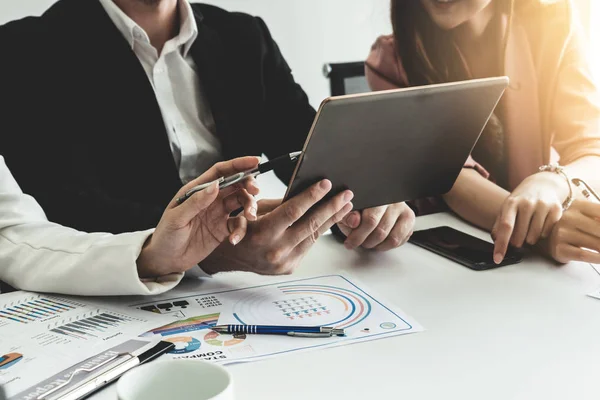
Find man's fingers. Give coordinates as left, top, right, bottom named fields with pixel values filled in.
left=344, top=206, right=387, bottom=250
left=361, top=208, right=397, bottom=249
left=265, top=180, right=333, bottom=233
left=257, top=199, right=282, bottom=215
left=227, top=216, right=248, bottom=246
left=541, top=204, right=562, bottom=239
left=293, top=202, right=354, bottom=256
left=493, top=201, right=518, bottom=264
left=169, top=181, right=220, bottom=227
left=287, top=190, right=354, bottom=248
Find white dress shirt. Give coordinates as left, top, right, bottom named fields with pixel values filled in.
left=0, top=157, right=183, bottom=296
left=99, top=0, right=223, bottom=183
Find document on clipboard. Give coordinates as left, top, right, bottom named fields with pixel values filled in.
left=8, top=339, right=175, bottom=400
left=0, top=291, right=172, bottom=399
left=7, top=339, right=173, bottom=400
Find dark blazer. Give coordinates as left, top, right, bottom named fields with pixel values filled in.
left=0, top=0, right=316, bottom=233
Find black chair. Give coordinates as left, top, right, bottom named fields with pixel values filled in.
left=323, top=62, right=370, bottom=96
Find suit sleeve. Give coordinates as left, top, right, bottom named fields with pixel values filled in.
left=0, top=19, right=165, bottom=234
left=254, top=17, right=317, bottom=183
left=0, top=157, right=183, bottom=296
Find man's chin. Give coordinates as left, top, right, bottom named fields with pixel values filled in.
left=136, top=0, right=163, bottom=6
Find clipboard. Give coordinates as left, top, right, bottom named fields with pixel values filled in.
left=34, top=340, right=174, bottom=400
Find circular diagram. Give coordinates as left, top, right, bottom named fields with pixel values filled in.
left=203, top=330, right=246, bottom=347
left=165, top=336, right=201, bottom=354
left=230, top=284, right=372, bottom=329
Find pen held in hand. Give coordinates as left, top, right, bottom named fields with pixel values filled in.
left=176, top=151, right=302, bottom=205
left=212, top=324, right=346, bottom=338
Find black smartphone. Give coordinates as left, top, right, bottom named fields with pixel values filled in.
left=409, top=226, right=523, bottom=271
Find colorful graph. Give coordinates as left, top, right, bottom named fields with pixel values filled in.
left=203, top=330, right=246, bottom=347
left=0, top=297, right=77, bottom=324
left=165, top=337, right=202, bottom=354
left=231, top=284, right=372, bottom=329
left=0, top=353, right=23, bottom=370
left=50, top=313, right=133, bottom=340
left=142, top=313, right=219, bottom=337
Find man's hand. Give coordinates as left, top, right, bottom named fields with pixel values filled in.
left=492, top=171, right=569, bottom=264
left=545, top=200, right=600, bottom=264
left=201, top=180, right=354, bottom=275
left=337, top=202, right=415, bottom=251
left=136, top=157, right=261, bottom=278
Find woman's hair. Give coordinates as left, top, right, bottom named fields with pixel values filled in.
left=389, top=0, right=548, bottom=178
left=391, top=0, right=516, bottom=85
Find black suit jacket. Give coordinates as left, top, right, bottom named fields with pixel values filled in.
left=0, top=0, right=316, bottom=233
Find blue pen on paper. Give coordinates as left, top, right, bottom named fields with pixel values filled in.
left=211, top=324, right=345, bottom=338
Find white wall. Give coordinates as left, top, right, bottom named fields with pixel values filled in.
left=0, top=0, right=392, bottom=108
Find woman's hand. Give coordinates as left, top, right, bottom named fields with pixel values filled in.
left=136, top=156, right=261, bottom=278
left=546, top=200, right=600, bottom=264
left=492, top=171, right=570, bottom=264
left=337, top=202, right=415, bottom=251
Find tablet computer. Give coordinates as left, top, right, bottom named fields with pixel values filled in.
left=283, top=77, right=509, bottom=210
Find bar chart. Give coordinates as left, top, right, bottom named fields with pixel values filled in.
left=0, top=296, right=79, bottom=324
left=49, top=313, right=134, bottom=340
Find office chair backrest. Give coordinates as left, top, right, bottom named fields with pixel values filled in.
left=323, top=62, right=370, bottom=96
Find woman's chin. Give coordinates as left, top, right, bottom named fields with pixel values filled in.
left=431, top=17, right=465, bottom=31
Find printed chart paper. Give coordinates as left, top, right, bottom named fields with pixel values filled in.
left=0, top=292, right=169, bottom=398
left=8, top=339, right=154, bottom=400
left=132, top=274, right=423, bottom=364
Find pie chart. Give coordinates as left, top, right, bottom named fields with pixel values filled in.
left=0, top=353, right=23, bottom=370
left=165, top=336, right=201, bottom=354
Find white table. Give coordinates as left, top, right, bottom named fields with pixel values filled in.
left=91, top=211, right=600, bottom=400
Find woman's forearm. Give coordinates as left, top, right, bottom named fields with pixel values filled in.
left=442, top=169, right=510, bottom=231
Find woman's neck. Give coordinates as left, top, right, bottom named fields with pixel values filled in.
left=452, top=2, right=503, bottom=78
left=452, top=2, right=496, bottom=49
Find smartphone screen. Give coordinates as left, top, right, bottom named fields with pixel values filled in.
left=409, top=226, right=523, bottom=270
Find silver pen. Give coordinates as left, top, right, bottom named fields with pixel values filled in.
left=176, top=151, right=302, bottom=205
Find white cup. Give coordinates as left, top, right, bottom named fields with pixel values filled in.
left=117, top=359, right=234, bottom=400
